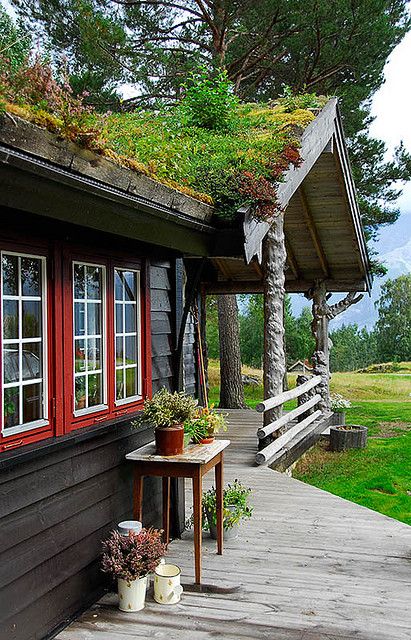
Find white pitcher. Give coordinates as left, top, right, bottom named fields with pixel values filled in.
left=154, top=564, right=183, bottom=605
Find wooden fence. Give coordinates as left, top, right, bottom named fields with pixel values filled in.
left=255, top=375, right=322, bottom=465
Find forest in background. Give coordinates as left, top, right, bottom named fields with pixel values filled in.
left=206, top=274, right=411, bottom=372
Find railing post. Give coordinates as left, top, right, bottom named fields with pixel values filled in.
left=296, top=374, right=315, bottom=422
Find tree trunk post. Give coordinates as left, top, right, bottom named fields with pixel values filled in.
left=217, top=294, right=246, bottom=408
left=310, top=281, right=331, bottom=411
left=261, top=218, right=286, bottom=449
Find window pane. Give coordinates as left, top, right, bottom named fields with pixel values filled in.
left=124, top=271, right=136, bottom=301
left=116, top=369, right=124, bottom=401
left=125, top=304, right=136, bottom=333
left=74, top=264, right=85, bottom=299
left=23, top=383, right=41, bottom=423
left=87, top=302, right=101, bottom=335
left=88, top=373, right=102, bottom=407
left=75, top=376, right=86, bottom=410
left=3, top=347, right=19, bottom=383
left=22, top=300, right=41, bottom=338
left=87, top=337, right=101, bottom=371
left=115, top=337, right=123, bottom=365
left=22, top=343, right=42, bottom=380
left=125, top=336, right=137, bottom=365
left=21, top=258, right=41, bottom=296
left=3, top=300, right=18, bottom=339
left=126, top=367, right=137, bottom=398
left=4, top=387, right=19, bottom=428
left=115, top=271, right=123, bottom=301
left=86, top=266, right=101, bottom=299
left=115, top=303, right=123, bottom=333
left=74, top=302, right=85, bottom=336
left=75, top=339, right=86, bottom=373
left=2, top=253, right=46, bottom=431
left=2, top=255, right=18, bottom=295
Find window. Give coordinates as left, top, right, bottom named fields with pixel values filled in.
left=1, top=252, right=48, bottom=436
left=1, top=242, right=150, bottom=451
left=73, top=262, right=106, bottom=415
left=114, top=268, right=141, bottom=404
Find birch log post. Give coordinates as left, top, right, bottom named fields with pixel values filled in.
left=261, top=218, right=286, bottom=450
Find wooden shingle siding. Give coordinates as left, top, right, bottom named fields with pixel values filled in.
left=0, top=423, right=162, bottom=640
left=150, top=261, right=174, bottom=392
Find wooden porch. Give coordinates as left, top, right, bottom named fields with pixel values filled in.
left=57, top=410, right=411, bottom=640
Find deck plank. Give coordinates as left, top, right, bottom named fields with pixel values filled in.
left=56, top=409, right=411, bottom=640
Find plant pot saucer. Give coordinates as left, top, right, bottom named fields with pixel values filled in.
left=199, top=436, right=215, bottom=445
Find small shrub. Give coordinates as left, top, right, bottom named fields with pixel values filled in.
left=330, top=393, right=352, bottom=412
left=101, top=528, right=165, bottom=582
left=179, top=67, right=239, bottom=131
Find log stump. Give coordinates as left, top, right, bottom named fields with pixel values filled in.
left=330, top=425, right=367, bottom=452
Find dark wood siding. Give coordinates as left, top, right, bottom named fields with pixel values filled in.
left=150, top=261, right=174, bottom=392
left=183, top=311, right=197, bottom=396
left=0, top=422, right=161, bottom=640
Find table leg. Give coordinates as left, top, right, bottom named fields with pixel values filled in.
left=162, top=476, right=171, bottom=547
left=133, top=472, right=143, bottom=521
left=215, top=454, right=223, bottom=555
left=193, top=468, right=202, bottom=584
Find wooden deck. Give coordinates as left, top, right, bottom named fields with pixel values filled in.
left=57, top=410, right=411, bottom=640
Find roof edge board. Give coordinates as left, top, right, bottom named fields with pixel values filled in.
left=243, top=97, right=339, bottom=263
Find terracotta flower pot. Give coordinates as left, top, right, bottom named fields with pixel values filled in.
left=155, top=424, right=184, bottom=456
left=199, top=436, right=215, bottom=445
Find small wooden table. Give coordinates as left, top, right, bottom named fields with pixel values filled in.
left=126, top=439, right=230, bottom=584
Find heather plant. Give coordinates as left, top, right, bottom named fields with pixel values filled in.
left=101, top=528, right=165, bottom=582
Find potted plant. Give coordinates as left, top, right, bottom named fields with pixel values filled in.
left=330, top=393, right=351, bottom=425
left=134, top=388, right=198, bottom=456
left=187, top=480, right=253, bottom=540
left=184, top=406, right=227, bottom=445
left=101, top=527, right=165, bottom=612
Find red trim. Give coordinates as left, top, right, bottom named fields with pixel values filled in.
left=1, top=240, right=152, bottom=451
left=0, top=241, right=54, bottom=451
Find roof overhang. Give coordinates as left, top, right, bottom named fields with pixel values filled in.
left=204, top=98, right=372, bottom=294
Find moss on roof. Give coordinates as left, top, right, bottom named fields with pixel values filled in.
left=2, top=61, right=328, bottom=219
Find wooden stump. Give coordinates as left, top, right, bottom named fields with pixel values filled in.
left=330, top=425, right=367, bottom=452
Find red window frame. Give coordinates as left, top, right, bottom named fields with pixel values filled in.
left=0, top=240, right=152, bottom=451
left=0, top=239, right=55, bottom=452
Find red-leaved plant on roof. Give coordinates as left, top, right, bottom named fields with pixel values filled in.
left=101, top=528, right=165, bottom=583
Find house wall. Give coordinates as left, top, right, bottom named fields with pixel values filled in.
left=0, top=211, right=197, bottom=640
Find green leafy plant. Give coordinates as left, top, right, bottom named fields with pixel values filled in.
left=187, top=480, right=253, bottom=531
left=133, top=388, right=198, bottom=429
left=184, top=405, right=227, bottom=443
left=179, top=67, right=239, bottom=131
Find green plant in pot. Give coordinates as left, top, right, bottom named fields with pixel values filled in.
left=134, top=388, right=198, bottom=456
left=187, top=480, right=253, bottom=540
left=184, top=406, right=227, bottom=445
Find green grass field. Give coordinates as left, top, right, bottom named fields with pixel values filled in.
left=208, top=360, right=411, bottom=525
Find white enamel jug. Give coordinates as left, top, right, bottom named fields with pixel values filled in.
left=153, top=563, right=183, bottom=605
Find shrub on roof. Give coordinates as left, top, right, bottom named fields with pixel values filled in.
left=0, top=55, right=327, bottom=221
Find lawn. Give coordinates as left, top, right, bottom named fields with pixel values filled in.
left=208, top=359, right=411, bottom=526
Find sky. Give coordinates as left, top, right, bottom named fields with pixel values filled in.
left=2, top=0, right=410, bottom=328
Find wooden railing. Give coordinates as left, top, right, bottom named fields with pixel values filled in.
left=255, top=375, right=322, bottom=465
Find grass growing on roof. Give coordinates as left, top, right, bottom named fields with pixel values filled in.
left=0, top=56, right=328, bottom=220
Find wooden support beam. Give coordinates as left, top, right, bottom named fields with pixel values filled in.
left=257, top=394, right=321, bottom=439
left=251, top=259, right=263, bottom=279
left=256, top=409, right=322, bottom=465
left=261, top=219, right=287, bottom=447
left=299, top=186, right=330, bottom=277
left=284, top=236, right=300, bottom=279
left=203, top=278, right=367, bottom=295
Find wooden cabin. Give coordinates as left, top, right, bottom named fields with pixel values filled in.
left=0, top=97, right=371, bottom=640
